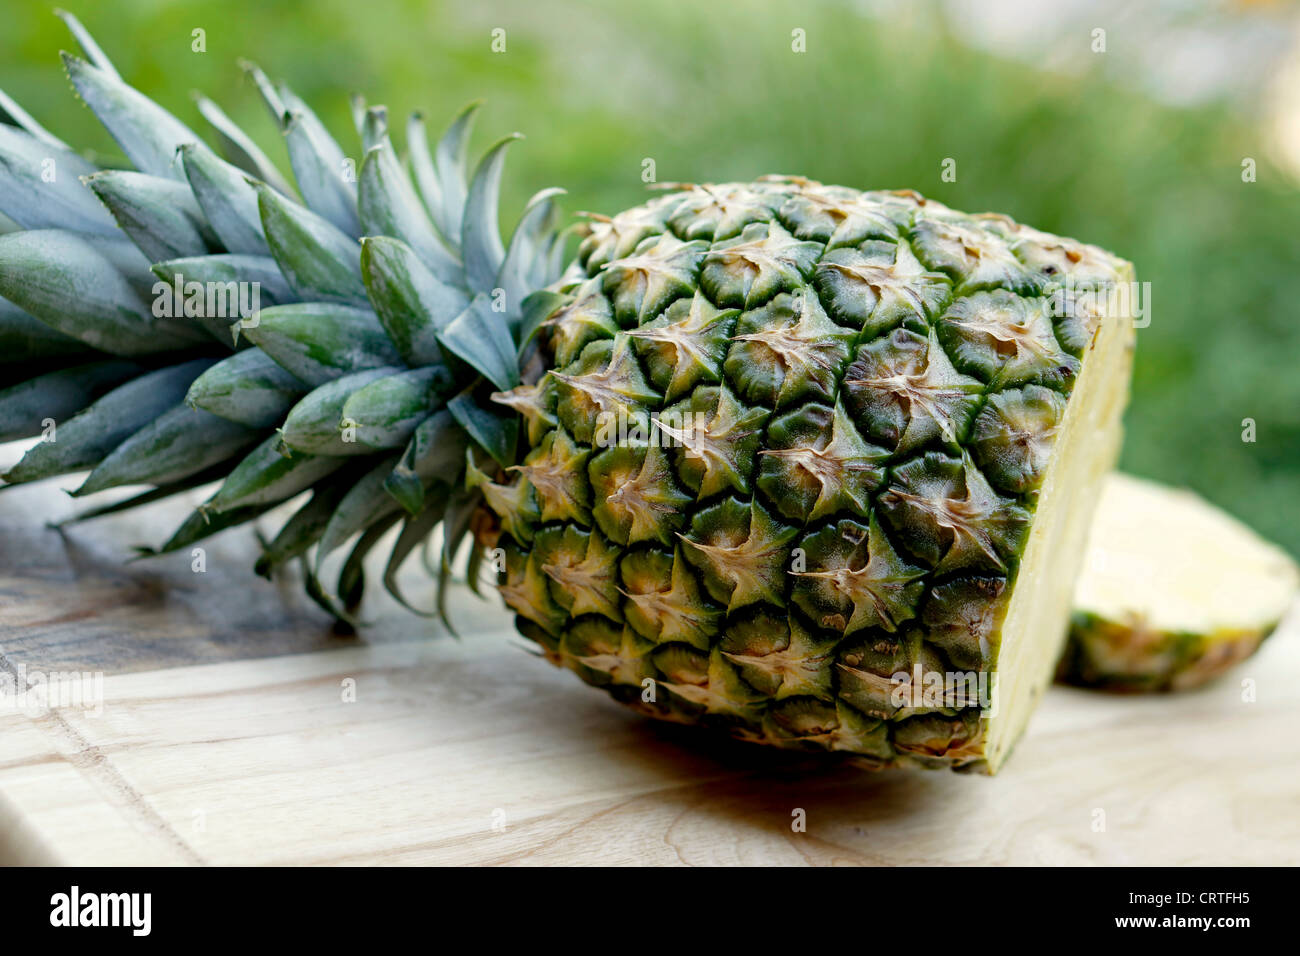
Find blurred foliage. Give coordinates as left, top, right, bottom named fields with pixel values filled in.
left=3, top=0, right=1298, bottom=552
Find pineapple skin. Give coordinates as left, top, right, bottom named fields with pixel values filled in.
left=1058, top=612, right=1277, bottom=693
left=479, top=180, right=1136, bottom=770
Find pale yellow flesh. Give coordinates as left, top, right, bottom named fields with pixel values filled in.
left=1075, top=473, right=1299, bottom=634
left=984, top=273, right=1136, bottom=771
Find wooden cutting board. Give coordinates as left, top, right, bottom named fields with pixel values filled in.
left=1, top=471, right=1297, bottom=866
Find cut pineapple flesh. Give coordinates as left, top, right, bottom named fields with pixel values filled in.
left=1059, top=473, right=1299, bottom=691
left=985, top=265, right=1133, bottom=767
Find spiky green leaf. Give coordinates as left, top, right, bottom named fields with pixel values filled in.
left=406, top=112, right=441, bottom=238
left=0, top=359, right=139, bottom=443
left=384, top=409, right=468, bottom=514
left=437, top=487, right=481, bottom=626
left=360, top=105, right=387, bottom=153
left=383, top=494, right=449, bottom=618
left=438, top=293, right=519, bottom=391
left=239, top=60, right=287, bottom=125
left=284, top=110, right=360, bottom=238
left=358, top=140, right=462, bottom=286
left=85, top=170, right=217, bottom=263
left=316, top=453, right=404, bottom=568
left=140, top=499, right=280, bottom=557
left=62, top=53, right=210, bottom=181
left=517, top=289, right=568, bottom=351
left=206, top=433, right=345, bottom=513
left=186, top=349, right=307, bottom=428
left=255, top=479, right=354, bottom=577
left=179, top=142, right=270, bottom=256
left=5, top=357, right=214, bottom=483
left=431, top=102, right=479, bottom=245
left=56, top=10, right=121, bottom=79
left=338, top=365, right=454, bottom=451
left=191, top=94, right=295, bottom=196
left=497, top=187, right=564, bottom=324
left=54, top=462, right=234, bottom=526
left=0, top=298, right=96, bottom=366
left=151, top=253, right=294, bottom=344
left=0, top=88, right=69, bottom=149
left=0, top=230, right=207, bottom=354
left=447, top=380, right=517, bottom=468
left=279, top=366, right=401, bottom=456
left=237, top=303, right=402, bottom=386
left=461, top=134, right=518, bottom=295
left=76, top=405, right=261, bottom=496
left=255, top=181, right=366, bottom=305
left=0, top=125, right=116, bottom=234
left=360, top=234, right=467, bottom=366
left=336, top=511, right=403, bottom=613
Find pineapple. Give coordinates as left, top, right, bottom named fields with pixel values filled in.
left=0, top=14, right=1140, bottom=772
left=1058, top=473, right=1299, bottom=692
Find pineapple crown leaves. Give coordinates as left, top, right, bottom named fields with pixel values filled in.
left=0, top=11, right=567, bottom=626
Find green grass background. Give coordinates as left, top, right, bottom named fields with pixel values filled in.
left=4, top=0, right=1298, bottom=553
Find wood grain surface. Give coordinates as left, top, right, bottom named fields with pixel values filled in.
left=1, top=457, right=1297, bottom=866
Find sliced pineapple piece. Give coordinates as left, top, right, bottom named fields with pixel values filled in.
left=1059, top=473, right=1299, bottom=691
